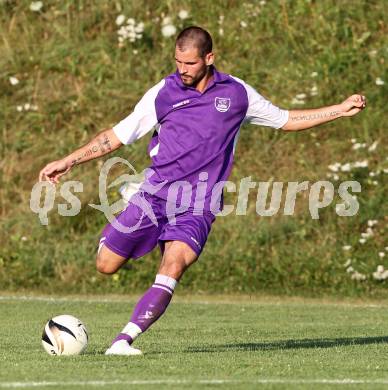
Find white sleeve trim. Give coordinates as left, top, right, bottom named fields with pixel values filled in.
left=113, top=79, right=165, bottom=145
left=231, top=76, right=289, bottom=129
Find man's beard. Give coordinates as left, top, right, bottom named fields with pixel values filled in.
left=181, top=75, right=195, bottom=86
left=180, top=67, right=208, bottom=87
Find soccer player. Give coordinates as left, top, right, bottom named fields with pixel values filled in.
left=39, top=26, right=366, bottom=355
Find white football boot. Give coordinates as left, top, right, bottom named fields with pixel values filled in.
left=105, top=340, right=142, bottom=356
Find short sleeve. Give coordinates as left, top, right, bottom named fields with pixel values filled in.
left=113, top=79, right=165, bottom=145
left=231, top=76, right=289, bottom=129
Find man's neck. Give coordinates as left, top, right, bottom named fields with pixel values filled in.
left=195, top=66, right=214, bottom=93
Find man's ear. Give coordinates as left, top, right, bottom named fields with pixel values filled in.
left=205, top=52, right=214, bottom=66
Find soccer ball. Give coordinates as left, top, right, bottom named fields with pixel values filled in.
left=41, top=314, right=88, bottom=355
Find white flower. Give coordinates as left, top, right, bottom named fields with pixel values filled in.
left=178, top=10, right=189, bottom=20
left=351, top=272, right=366, bottom=281
left=219, top=28, right=224, bottom=36
left=385, top=247, right=388, bottom=252
left=296, top=93, right=307, bottom=99
left=117, top=20, right=144, bottom=44
left=384, top=169, right=388, bottom=174
left=343, top=245, right=351, bottom=251
left=352, top=143, right=366, bottom=150
left=240, top=21, right=247, bottom=28
left=375, top=77, right=384, bottom=86
left=162, top=24, right=177, bottom=38
left=367, top=220, right=378, bottom=227
left=24, top=103, right=31, bottom=110
left=260, top=0, right=266, bottom=5
left=311, top=71, right=318, bottom=77
left=129, top=30, right=136, bottom=40
left=350, top=138, right=357, bottom=143
left=343, top=259, right=352, bottom=267
left=354, top=160, right=368, bottom=168
left=361, top=229, right=373, bottom=239
left=373, top=271, right=383, bottom=280
left=162, top=16, right=172, bottom=26
left=369, top=49, right=377, bottom=57
left=9, top=76, right=19, bottom=85
left=132, top=49, right=138, bottom=55
left=118, top=26, right=128, bottom=37
left=372, top=180, right=378, bottom=185
left=373, top=269, right=388, bottom=280
left=368, top=141, right=378, bottom=152
left=21, top=236, right=27, bottom=241
left=135, top=22, right=144, bottom=33
left=16, top=105, right=23, bottom=112
left=291, top=97, right=305, bottom=105
left=359, top=238, right=366, bottom=244
left=30, top=1, right=43, bottom=12
left=379, top=252, right=385, bottom=258
left=115, top=15, right=125, bottom=26
left=310, top=85, right=318, bottom=96
left=332, top=174, right=339, bottom=181
left=328, top=162, right=341, bottom=172
left=341, top=163, right=351, bottom=172
left=346, top=266, right=354, bottom=273
left=369, top=171, right=376, bottom=177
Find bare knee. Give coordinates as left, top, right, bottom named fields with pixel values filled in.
left=96, top=256, right=117, bottom=274
left=96, top=246, right=127, bottom=275
left=159, top=241, right=198, bottom=280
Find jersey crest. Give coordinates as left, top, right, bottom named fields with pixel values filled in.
left=214, top=97, right=231, bottom=112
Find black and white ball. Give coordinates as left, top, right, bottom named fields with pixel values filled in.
left=41, top=314, right=88, bottom=355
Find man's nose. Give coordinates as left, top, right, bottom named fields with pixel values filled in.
left=179, top=63, right=187, bottom=74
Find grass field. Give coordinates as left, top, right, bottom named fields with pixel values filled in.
left=1, top=294, right=388, bottom=389
left=1, top=1, right=387, bottom=296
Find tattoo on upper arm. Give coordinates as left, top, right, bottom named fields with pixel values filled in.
left=291, top=111, right=340, bottom=121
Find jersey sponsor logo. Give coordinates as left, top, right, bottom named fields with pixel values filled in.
left=172, top=99, right=190, bottom=109
left=190, top=236, right=201, bottom=249
left=214, top=97, right=231, bottom=112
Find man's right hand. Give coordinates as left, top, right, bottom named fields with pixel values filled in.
left=39, top=159, right=72, bottom=184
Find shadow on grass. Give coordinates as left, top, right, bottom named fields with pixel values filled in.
left=186, top=336, right=388, bottom=353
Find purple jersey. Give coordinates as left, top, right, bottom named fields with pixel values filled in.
left=113, top=66, right=289, bottom=213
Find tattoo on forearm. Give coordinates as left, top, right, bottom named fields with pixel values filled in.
left=71, top=133, right=112, bottom=166
left=99, top=134, right=112, bottom=153
left=291, top=111, right=340, bottom=122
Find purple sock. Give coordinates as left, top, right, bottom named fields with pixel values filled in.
left=112, top=274, right=177, bottom=346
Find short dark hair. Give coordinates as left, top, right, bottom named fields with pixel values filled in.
left=175, top=26, right=213, bottom=57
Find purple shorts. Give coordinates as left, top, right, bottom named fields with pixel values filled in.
left=99, top=192, right=216, bottom=259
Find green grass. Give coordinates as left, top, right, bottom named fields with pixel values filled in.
left=2, top=294, right=388, bottom=389
left=0, top=1, right=387, bottom=295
